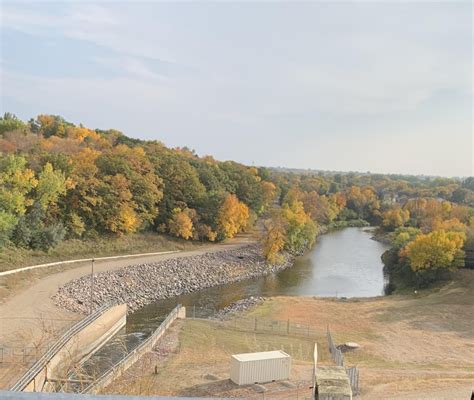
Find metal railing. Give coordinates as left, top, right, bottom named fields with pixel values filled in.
left=10, top=304, right=111, bottom=391
left=326, top=327, right=360, bottom=396
left=82, top=304, right=182, bottom=394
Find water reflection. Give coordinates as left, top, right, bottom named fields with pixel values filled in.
left=130, top=227, right=389, bottom=330
left=78, top=227, right=389, bottom=385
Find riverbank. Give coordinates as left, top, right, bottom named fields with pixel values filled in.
left=0, top=238, right=254, bottom=389
left=107, top=269, right=474, bottom=399
left=53, top=244, right=293, bottom=314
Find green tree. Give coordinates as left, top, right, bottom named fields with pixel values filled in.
left=0, top=113, right=26, bottom=134
left=36, top=163, right=69, bottom=210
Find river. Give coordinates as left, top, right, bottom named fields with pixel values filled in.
left=74, top=227, right=389, bottom=388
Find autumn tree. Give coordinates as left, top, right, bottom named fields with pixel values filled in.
left=95, top=174, right=140, bottom=234
left=262, top=213, right=287, bottom=263
left=0, top=154, right=37, bottom=243
left=96, top=145, right=163, bottom=228
left=345, top=186, right=380, bottom=221
left=154, top=152, right=205, bottom=224
left=382, top=206, right=410, bottom=230
left=217, top=194, right=249, bottom=239
left=36, top=163, right=69, bottom=210
left=400, top=230, right=466, bottom=286
left=168, top=208, right=194, bottom=240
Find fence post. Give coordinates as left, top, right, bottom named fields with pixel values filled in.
left=254, top=317, right=257, bottom=331
left=287, top=319, right=290, bottom=335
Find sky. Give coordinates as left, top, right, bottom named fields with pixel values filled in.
left=0, top=1, right=472, bottom=177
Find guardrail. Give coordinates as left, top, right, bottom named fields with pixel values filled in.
left=0, top=250, right=181, bottom=277
left=10, top=304, right=111, bottom=391
left=83, top=304, right=183, bottom=394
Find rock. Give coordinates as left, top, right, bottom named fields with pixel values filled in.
left=52, top=245, right=294, bottom=315
left=253, top=384, right=267, bottom=393
left=211, top=297, right=265, bottom=320
left=203, top=373, right=220, bottom=381
left=336, top=342, right=361, bottom=353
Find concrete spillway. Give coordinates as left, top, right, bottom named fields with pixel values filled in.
left=11, top=304, right=127, bottom=392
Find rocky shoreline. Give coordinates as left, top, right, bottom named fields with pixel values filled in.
left=210, top=296, right=265, bottom=320
left=53, top=245, right=293, bottom=314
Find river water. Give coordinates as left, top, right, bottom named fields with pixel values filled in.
left=75, top=227, right=389, bottom=388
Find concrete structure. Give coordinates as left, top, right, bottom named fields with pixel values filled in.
left=314, top=366, right=352, bottom=400
left=12, top=304, right=127, bottom=392
left=84, top=305, right=185, bottom=394
left=230, top=350, right=290, bottom=385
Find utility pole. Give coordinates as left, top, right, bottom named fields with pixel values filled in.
left=90, top=258, right=95, bottom=314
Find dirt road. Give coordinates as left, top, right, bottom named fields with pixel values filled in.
left=0, top=236, right=254, bottom=388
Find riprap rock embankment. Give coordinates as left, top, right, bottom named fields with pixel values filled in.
left=53, top=245, right=292, bottom=314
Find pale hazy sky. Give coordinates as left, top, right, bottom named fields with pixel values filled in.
left=1, top=1, right=472, bottom=177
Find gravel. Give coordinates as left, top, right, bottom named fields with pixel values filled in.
left=53, top=245, right=293, bottom=314
left=211, top=296, right=265, bottom=320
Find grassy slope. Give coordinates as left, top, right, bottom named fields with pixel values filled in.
left=0, top=232, right=200, bottom=272
left=107, top=318, right=321, bottom=398
left=109, top=269, right=474, bottom=399
left=249, top=270, right=474, bottom=398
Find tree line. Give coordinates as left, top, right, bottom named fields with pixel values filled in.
left=1, top=112, right=473, bottom=290
left=262, top=169, right=474, bottom=288
left=0, top=113, right=276, bottom=250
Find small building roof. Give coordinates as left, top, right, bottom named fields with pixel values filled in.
left=232, top=350, right=290, bottom=362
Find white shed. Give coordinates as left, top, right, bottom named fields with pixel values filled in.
left=230, top=350, right=291, bottom=385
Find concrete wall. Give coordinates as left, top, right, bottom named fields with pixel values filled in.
left=85, top=305, right=184, bottom=394
left=22, top=304, right=127, bottom=392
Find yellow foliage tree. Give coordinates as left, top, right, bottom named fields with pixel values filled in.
left=432, top=217, right=467, bottom=233
left=401, top=230, right=466, bottom=272
left=382, top=206, right=410, bottom=230
left=36, top=162, right=69, bottom=209
left=261, top=181, right=277, bottom=208
left=217, top=194, right=249, bottom=238
left=118, top=203, right=140, bottom=233
left=168, top=208, right=194, bottom=240
left=263, top=215, right=287, bottom=263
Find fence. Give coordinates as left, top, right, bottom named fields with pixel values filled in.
left=326, top=327, right=344, bottom=367
left=82, top=304, right=183, bottom=394
left=187, top=306, right=320, bottom=339
left=346, top=366, right=360, bottom=395
left=326, top=327, right=360, bottom=396
left=10, top=303, right=111, bottom=392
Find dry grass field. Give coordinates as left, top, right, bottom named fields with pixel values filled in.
left=106, top=269, right=474, bottom=399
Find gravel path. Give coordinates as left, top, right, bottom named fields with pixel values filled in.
left=53, top=245, right=293, bottom=314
